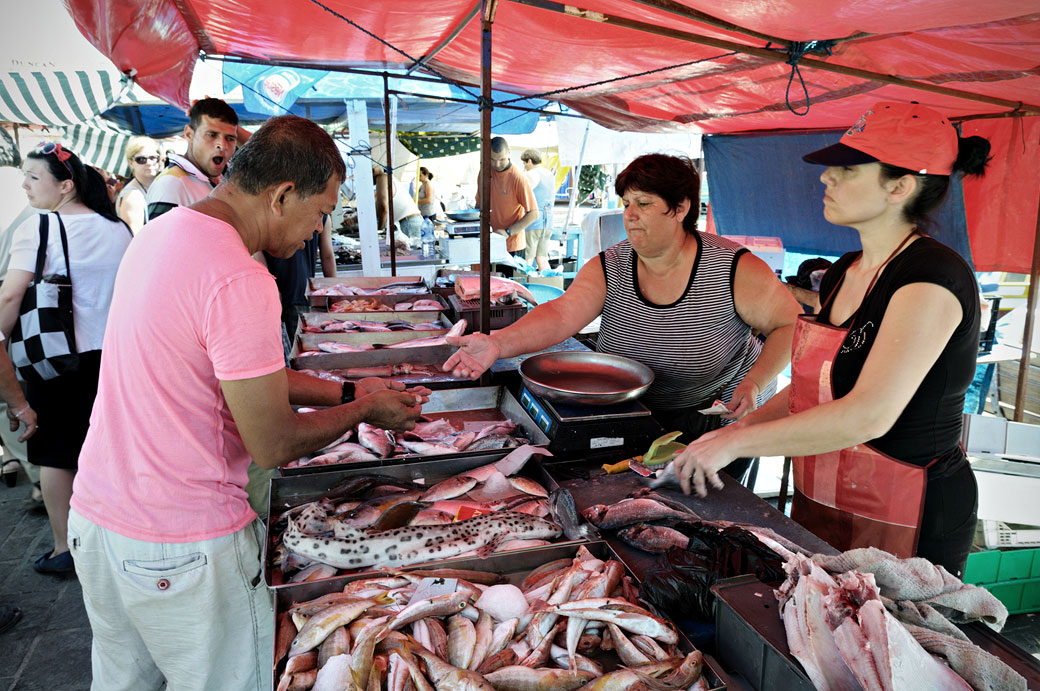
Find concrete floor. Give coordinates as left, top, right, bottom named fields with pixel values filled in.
left=1, top=465, right=1036, bottom=690
left=0, top=473, right=91, bottom=691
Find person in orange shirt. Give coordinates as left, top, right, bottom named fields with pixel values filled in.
left=476, top=137, right=539, bottom=255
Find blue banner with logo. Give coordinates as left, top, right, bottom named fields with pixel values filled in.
left=222, top=63, right=329, bottom=116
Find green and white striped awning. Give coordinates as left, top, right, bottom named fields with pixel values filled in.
left=0, top=69, right=131, bottom=127
left=0, top=69, right=136, bottom=175
left=63, top=121, right=133, bottom=176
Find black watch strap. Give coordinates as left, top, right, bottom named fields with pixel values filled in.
left=340, top=380, right=356, bottom=404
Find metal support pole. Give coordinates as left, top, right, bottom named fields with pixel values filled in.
left=1013, top=190, right=1040, bottom=421
left=347, top=100, right=381, bottom=275
left=383, top=72, right=397, bottom=276
left=478, top=0, right=497, bottom=338
left=561, top=121, right=591, bottom=263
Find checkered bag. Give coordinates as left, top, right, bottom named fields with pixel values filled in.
left=8, top=213, right=79, bottom=383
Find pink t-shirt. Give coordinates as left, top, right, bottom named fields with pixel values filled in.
left=72, top=207, right=285, bottom=542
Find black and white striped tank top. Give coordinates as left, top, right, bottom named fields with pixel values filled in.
left=597, top=234, right=764, bottom=410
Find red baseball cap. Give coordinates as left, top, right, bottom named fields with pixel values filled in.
left=802, top=102, right=957, bottom=175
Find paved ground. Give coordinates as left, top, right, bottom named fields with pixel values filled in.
left=0, top=472, right=90, bottom=691
left=1, top=465, right=1037, bottom=690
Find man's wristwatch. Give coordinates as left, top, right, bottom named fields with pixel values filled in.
left=340, top=380, right=356, bottom=404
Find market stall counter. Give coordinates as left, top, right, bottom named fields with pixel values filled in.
left=548, top=463, right=834, bottom=577
left=266, top=450, right=562, bottom=588
left=284, top=386, right=548, bottom=473
left=548, top=463, right=1040, bottom=690
left=271, top=541, right=731, bottom=691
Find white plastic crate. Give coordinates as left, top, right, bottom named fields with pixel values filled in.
left=982, top=520, right=1040, bottom=548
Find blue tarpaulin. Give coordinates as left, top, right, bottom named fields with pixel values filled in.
left=703, top=132, right=973, bottom=267
left=100, top=64, right=548, bottom=139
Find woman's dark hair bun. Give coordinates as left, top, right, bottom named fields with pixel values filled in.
left=955, top=135, right=991, bottom=177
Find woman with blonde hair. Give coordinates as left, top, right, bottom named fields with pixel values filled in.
left=116, top=136, right=161, bottom=233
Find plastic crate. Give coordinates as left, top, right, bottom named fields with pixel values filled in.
left=982, top=521, right=1040, bottom=548
left=448, top=294, right=525, bottom=333
left=964, top=548, right=1040, bottom=614
left=965, top=547, right=1040, bottom=583
left=983, top=578, right=1040, bottom=615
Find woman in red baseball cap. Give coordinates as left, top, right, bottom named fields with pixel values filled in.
left=670, top=101, right=990, bottom=577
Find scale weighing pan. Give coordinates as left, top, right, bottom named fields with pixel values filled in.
left=446, top=208, right=480, bottom=221
left=520, top=351, right=653, bottom=406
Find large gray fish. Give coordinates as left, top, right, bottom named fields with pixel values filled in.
left=284, top=511, right=561, bottom=569
left=463, top=434, right=521, bottom=452
left=616, top=523, right=691, bottom=554
left=549, top=488, right=600, bottom=541
left=398, top=439, right=459, bottom=456
left=582, top=497, right=698, bottom=530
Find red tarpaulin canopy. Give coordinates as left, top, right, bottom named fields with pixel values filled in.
left=66, top=0, right=1040, bottom=270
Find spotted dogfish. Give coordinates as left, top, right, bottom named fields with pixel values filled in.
left=283, top=510, right=561, bottom=570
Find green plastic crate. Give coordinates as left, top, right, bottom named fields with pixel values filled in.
left=964, top=548, right=1040, bottom=614
left=965, top=548, right=1040, bottom=584
left=982, top=578, right=1040, bottom=615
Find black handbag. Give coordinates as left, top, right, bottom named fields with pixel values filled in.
left=8, top=212, right=79, bottom=382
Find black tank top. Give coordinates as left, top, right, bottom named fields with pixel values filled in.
left=817, top=236, right=980, bottom=466
left=597, top=234, right=767, bottom=409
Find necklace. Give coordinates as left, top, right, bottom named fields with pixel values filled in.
left=51, top=194, right=75, bottom=213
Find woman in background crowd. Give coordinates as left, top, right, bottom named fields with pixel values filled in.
left=116, top=136, right=161, bottom=233
left=417, top=166, right=439, bottom=220
left=0, top=142, right=131, bottom=573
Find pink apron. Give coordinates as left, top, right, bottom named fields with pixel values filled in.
left=789, top=235, right=934, bottom=557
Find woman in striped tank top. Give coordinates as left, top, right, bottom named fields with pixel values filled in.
left=445, top=154, right=801, bottom=480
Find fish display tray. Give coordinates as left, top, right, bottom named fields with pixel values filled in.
left=266, top=452, right=562, bottom=589
left=271, top=540, right=728, bottom=691
left=280, top=386, right=550, bottom=476
left=711, top=575, right=814, bottom=691
left=306, top=275, right=427, bottom=307
left=291, top=324, right=455, bottom=370
left=299, top=311, right=451, bottom=330
left=448, top=294, right=526, bottom=333
left=314, top=292, right=449, bottom=314
left=711, top=574, right=1040, bottom=689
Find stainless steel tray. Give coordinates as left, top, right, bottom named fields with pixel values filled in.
left=266, top=451, right=561, bottom=588
left=306, top=275, right=427, bottom=307
left=315, top=292, right=448, bottom=313
left=291, top=325, right=454, bottom=370
left=280, top=386, right=550, bottom=475
left=299, top=311, right=450, bottom=329
left=270, top=540, right=727, bottom=690
left=520, top=351, right=654, bottom=405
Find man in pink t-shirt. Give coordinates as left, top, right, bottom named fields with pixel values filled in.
left=68, top=115, right=426, bottom=691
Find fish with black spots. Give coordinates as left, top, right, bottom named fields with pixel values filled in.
left=283, top=511, right=561, bottom=569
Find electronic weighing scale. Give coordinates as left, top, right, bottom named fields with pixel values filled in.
left=519, top=386, right=664, bottom=458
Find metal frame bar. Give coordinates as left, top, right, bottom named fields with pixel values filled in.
left=506, top=0, right=1040, bottom=115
